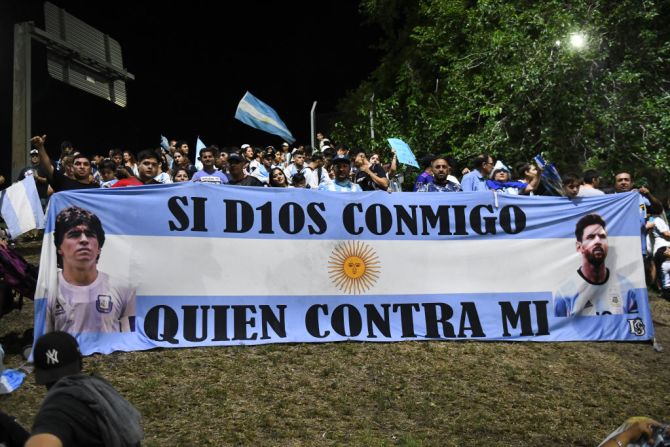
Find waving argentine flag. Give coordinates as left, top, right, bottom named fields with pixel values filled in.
left=0, top=174, right=45, bottom=239
left=235, top=91, right=295, bottom=143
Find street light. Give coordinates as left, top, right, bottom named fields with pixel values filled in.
left=569, top=32, right=587, bottom=50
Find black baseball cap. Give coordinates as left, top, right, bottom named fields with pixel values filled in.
left=33, top=331, right=82, bottom=385
left=332, top=154, right=351, bottom=164
left=228, top=153, right=246, bottom=164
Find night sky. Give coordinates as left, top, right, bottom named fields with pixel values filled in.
left=0, top=0, right=381, bottom=174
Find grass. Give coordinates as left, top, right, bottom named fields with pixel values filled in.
left=1, top=239, right=669, bottom=446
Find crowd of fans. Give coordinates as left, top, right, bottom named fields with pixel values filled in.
left=0, top=132, right=668, bottom=446
left=7, top=131, right=667, bottom=300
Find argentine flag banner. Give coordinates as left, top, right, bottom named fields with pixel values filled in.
left=0, top=174, right=45, bottom=238
left=32, top=185, right=653, bottom=355
left=235, top=91, right=295, bottom=143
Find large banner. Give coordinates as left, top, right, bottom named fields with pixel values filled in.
left=33, top=184, right=654, bottom=355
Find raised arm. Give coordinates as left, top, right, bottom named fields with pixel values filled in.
left=31, top=135, right=55, bottom=181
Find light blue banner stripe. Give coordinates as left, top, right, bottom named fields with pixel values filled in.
left=43, top=184, right=642, bottom=241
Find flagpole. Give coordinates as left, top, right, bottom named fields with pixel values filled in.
left=310, top=101, right=317, bottom=150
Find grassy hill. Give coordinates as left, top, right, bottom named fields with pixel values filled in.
left=1, top=240, right=669, bottom=446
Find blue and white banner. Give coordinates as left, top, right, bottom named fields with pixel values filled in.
left=0, top=175, right=45, bottom=239
left=235, top=91, right=296, bottom=143
left=33, top=185, right=654, bottom=355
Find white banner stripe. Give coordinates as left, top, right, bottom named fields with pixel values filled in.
left=90, top=235, right=646, bottom=296
left=238, top=99, right=289, bottom=133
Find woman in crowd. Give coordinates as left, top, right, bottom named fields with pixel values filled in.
left=154, top=151, right=173, bottom=184
left=269, top=167, right=289, bottom=188
left=172, top=148, right=197, bottom=179
left=172, top=167, right=191, bottom=182
left=123, top=150, right=139, bottom=177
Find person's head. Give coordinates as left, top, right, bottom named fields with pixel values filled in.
left=136, top=149, right=160, bottom=182
left=110, top=149, right=123, bottom=166
left=614, top=171, right=633, bottom=193
left=72, top=154, right=92, bottom=181
left=332, top=154, right=352, bottom=181
left=575, top=213, right=608, bottom=266
left=292, top=172, right=307, bottom=188
left=562, top=173, right=581, bottom=198
left=60, top=140, right=74, bottom=156
left=269, top=167, right=288, bottom=187
left=99, top=159, right=117, bottom=182
left=241, top=144, right=254, bottom=160
left=122, top=150, right=136, bottom=165
left=262, top=148, right=275, bottom=169
left=176, top=140, right=189, bottom=155
left=420, top=153, right=436, bottom=171
left=336, top=145, right=349, bottom=157
left=311, top=151, right=324, bottom=168
left=172, top=167, right=190, bottom=182
left=173, top=148, right=189, bottom=167
left=30, top=148, right=39, bottom=166
left=292, top=149, right=305, bottom=167
left=582, top=169, right=600, bottom=187
left=217, top=150, right=229, bottom=170
left=169, top=139, right=177, bottom=153
left=316, top=132, right=325, bottom=141
left=354, top=152, right=368, bottom=168
left=492, top=168, right=510, bottom=182
left=369, top=153, right=380, bottom=165
left=515, top=162, right=538, bottom=181
left=323, top=147, right=336, bottom=168
left=431, top=157, right=452, bottom=184
left=281, top=142, right=290, bottom=153
left=54, top=206, right=105, bottom=269
left=33, top=331, right=83, bottom=389
left=227, top=152, right=248, bottom=178
left=473, top=154, right=494, bottom=176
left=199, top=147, right=218, bottom=169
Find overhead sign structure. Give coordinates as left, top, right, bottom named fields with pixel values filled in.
left=11, top=2, right=134, bottom=180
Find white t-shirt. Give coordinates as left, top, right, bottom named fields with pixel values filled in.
left=47, top=271, right=136, bottom=334
left=553, top=268, right=638, bottom=317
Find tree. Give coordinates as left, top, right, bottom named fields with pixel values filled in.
left=333, top=0, right=670, bottom=189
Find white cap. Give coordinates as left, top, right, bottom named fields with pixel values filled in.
left=241, top=144, right=250, bottom=149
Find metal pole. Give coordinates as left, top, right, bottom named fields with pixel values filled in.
left=310, top=101, right=317, bottom=150
left=12, top=22, right=32, bottom=181
left=370, top=93, right=375, bottom=141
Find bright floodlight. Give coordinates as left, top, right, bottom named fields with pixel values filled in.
left=569, top=32, right=587, bottom=49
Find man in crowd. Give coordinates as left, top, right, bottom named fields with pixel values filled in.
left=226, top=152, right=264, bottom=186
left=354, top=151, right=389, bottom=191
left=25, top=331, right=143, bottom=446
left=613, top=171, right=663, bottom=282
left=305, top=151, right=330, bottom=189
left=192, top=147, right=228, bottom=184
left=413, top=153, right=435, bottom=191
left=461, top=154, right=494, bottom=192
left=47, top=206, right=136, bottom=334
left=577, top=169, right=604, bottom=196
left=319, top=155, right=362, bottom=192
left=98, top=160, right=119, bottom=188
left=561, top=173, right=581, bottom=198
left=416, top=156, right=461, bottom=192
left=112, top=150, right=161, bottom=187
left=17, top=148, right=50, bottom=208
left=553, top=213, right=639, bottom=317
left=284, top=149, right=308, bottom=185
left=32, top=135, right=98, bottom=192
left=250, top=147, right=275, bottom=185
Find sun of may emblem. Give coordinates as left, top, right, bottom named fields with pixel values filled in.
left=328, top=241, right=381, bottom=294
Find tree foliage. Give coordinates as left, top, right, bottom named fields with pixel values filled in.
left=332, top=0, right=670, bottom=184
